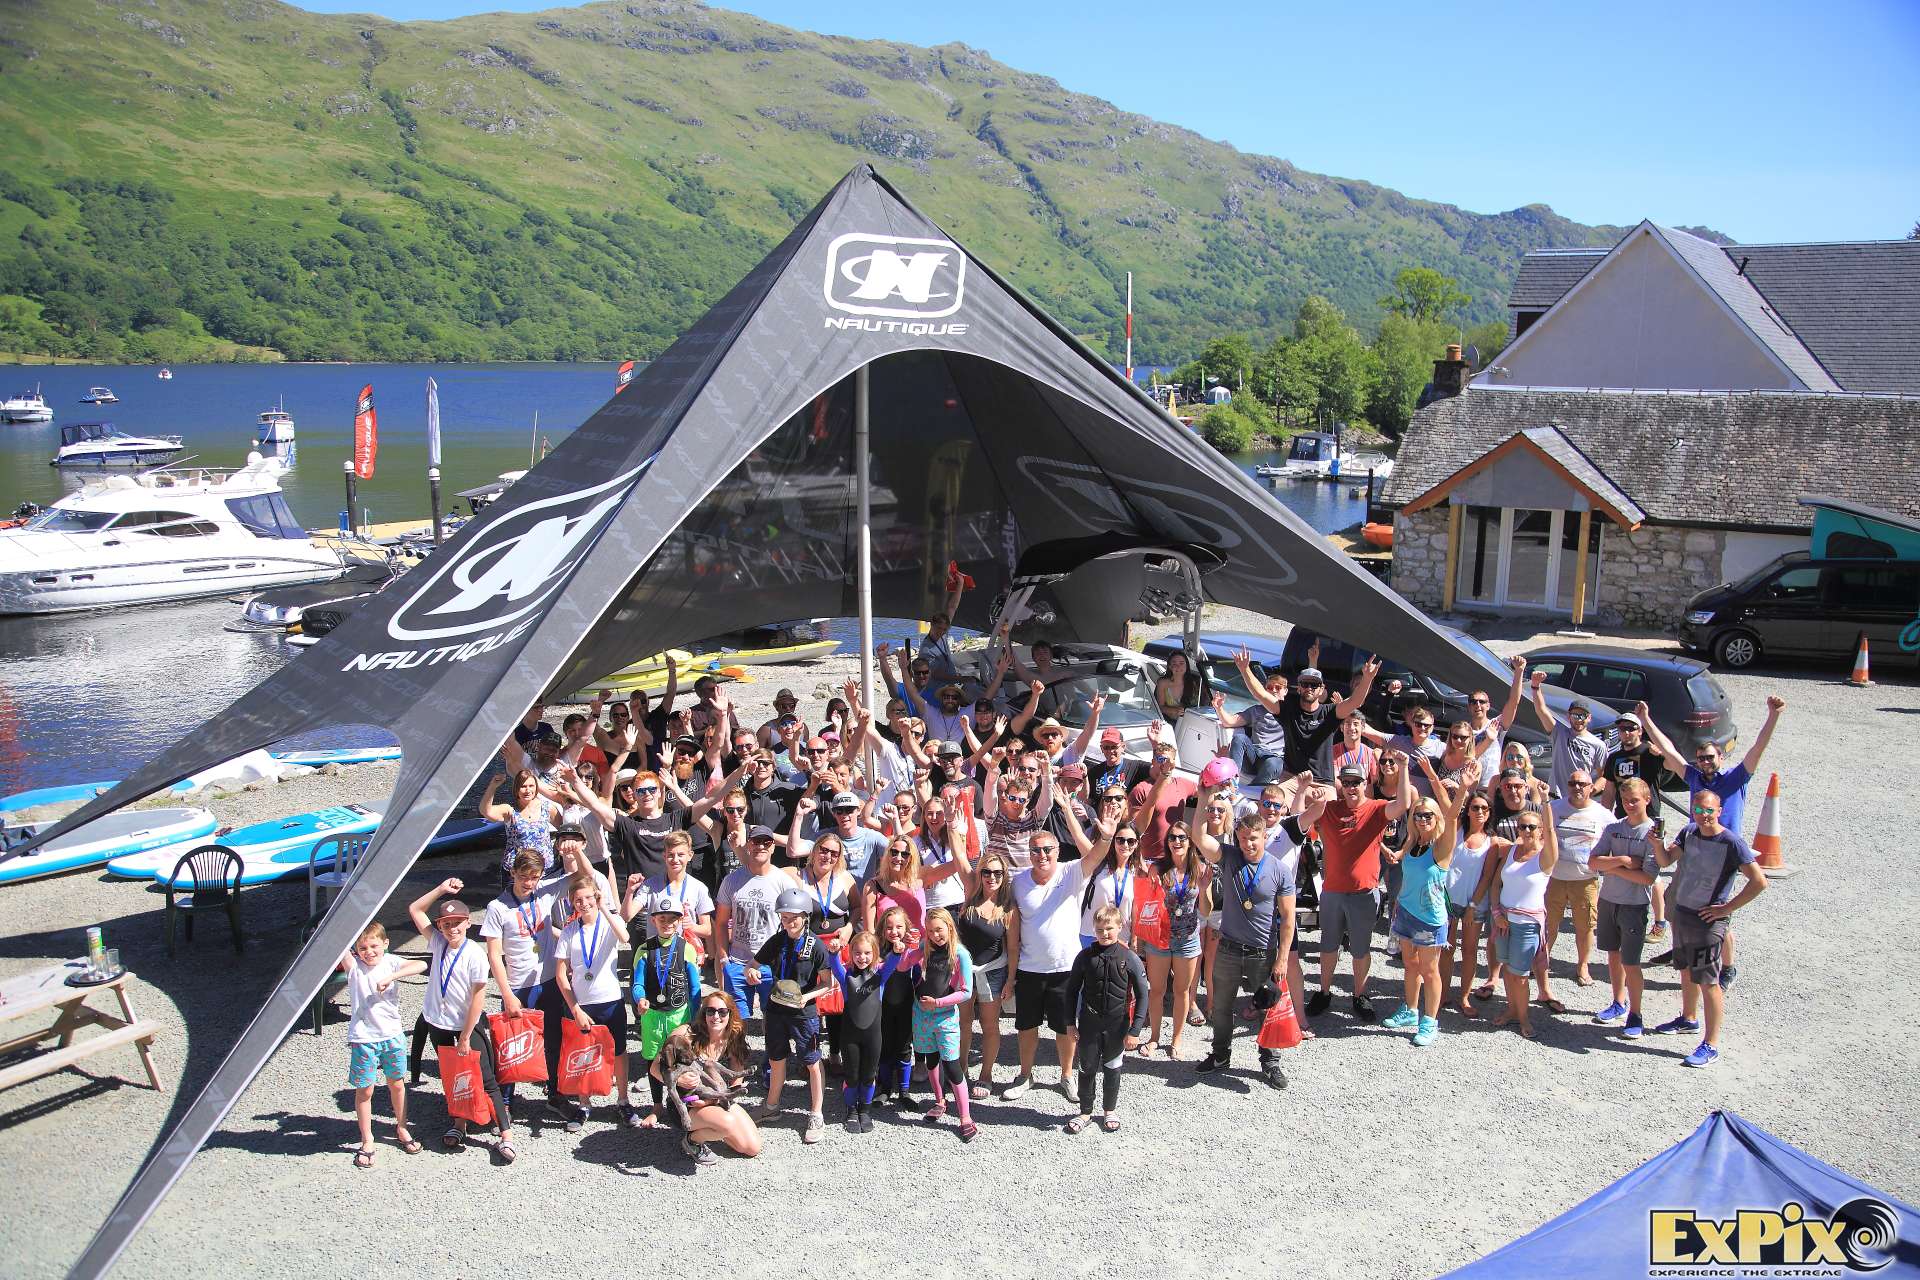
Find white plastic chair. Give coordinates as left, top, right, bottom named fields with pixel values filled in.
left=308, top=834, right=371, bottom=918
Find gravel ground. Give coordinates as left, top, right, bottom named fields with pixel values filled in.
left=1, top=619, right=1915, bottom=1279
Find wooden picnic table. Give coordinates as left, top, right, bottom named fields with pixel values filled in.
left=0, top=960, right=162, bottom=1092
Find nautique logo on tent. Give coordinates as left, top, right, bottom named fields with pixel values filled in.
left=1647, top=1198, right=1899, bottom=1273
left=822, top=232, right=969, bottom=333
left=340, top=461, right=650, bottom=672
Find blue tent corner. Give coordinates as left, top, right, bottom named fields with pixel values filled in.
left=1441, top=1110, right=1920, bottom=1278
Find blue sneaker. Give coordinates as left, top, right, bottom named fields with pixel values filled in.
left=1683, top=1042, right=1719, bottom=1068
left=1623, top=1013, right=1645, bottom=1038
left=1651, top=1015, right=1700, bottom=1036
left=1718, top=965, right=1738, bottom=991
left=1382, top=1004, right=1418, bottom=1030
left=1411, top=1015, right=1439, bottom=1047
left=1593, top=1001, right=1628, bottom=1024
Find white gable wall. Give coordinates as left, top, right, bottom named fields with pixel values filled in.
left=1480, top=230, right=1798, bottom=391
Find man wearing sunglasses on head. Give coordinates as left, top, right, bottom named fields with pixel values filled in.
left=1651, top=790, right=1766, bottom=1068
left=1219, top=644, right=1381, bottom=785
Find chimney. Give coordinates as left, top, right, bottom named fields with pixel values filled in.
left=1431, top=344, right=1472, bottom=399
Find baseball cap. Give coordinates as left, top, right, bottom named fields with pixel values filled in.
left=553, top=824, right=586, bottom=842
left=674, top=733, right=701, bottom=749
left=1297, top=667, right=1325, bottom=684
left=1337, top=762, right=1366, bottom=782
left=1616, top=712, right=1641, bottom=728
left=777, top=714, right=799, bottom=727
left=647, top=893, right=685, bottom=918
left=1058, top=762, right=1087, bottom=780
left=747, top=824, right=778, bottom=842
left=937, top=739, right=963, bottom=758
left=1569, top=699, right=1591, bottom=715
left=429, top=898, right=469, bottom=923
left=829, top=791, right=861, bottom=812
left=1100, top=727, right=1125, bottom=745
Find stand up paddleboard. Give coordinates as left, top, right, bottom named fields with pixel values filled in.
left=111, top=804, right=383, bottom=885
left=0, top=808, right=219, bottom=885
left=269, top=747, right=402, bottom=767
left=0, top=747, right=401, bottom=819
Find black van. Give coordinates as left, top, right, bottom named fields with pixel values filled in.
left=1679, top=553, right=1920, bottom=669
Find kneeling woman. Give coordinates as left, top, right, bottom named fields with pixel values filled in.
left=658, top=992, right=762, bottom=1166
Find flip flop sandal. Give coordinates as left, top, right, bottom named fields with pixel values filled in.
left=1538, top=998, right=1567, bottom=1014
left=1099, top=1115, right=1121, bottom=1133
left=1186, top=1010, right=1206, bottom=1027
left=968, top=1083, right=989, bottom=1101
left=354, top=1149, right=375, bottom=1169
left=396, top=1136, right=423, bottom=1155
left=441, top=1128, right=464, bottom=1151
left=1472, top=984, right=1497, bottom=1000
left=1064, top=1115, right=1091, bottom=1135
left=957, top=1122, right=978, bottom=1143
left=497, top=1141, right=517, bottom=1165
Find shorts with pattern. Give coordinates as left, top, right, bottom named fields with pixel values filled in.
left=912, top=1003, right=962, bottom=1059
left=348, top=1036, right=406, bottom=1088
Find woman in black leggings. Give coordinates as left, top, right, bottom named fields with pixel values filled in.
left=824, top=929, right=905, bottom=1133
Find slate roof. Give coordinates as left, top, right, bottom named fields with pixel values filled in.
left=1507, top=249, right=1604, bottom=310
left=1506, top=235, right=1920, bottom=394
left=1649, top=225, right=1840, bottom=391
left=1517, top=425, right=1648, bottom=525
left=1732, top=242, right=1920, bottom=395
left=1382, top=388, right=1920, bottom=530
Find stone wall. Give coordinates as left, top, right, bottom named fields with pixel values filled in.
left=1389, top=507, right=1731, bottom=633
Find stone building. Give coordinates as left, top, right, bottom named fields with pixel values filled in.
left=1382, top=224, right=1920, bottom=631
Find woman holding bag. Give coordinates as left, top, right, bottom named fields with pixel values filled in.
left=554, top=873, right=635, bottom=1129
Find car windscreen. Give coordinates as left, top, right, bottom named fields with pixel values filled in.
left=1048, top=671, right=1163, bottom=728
left=1730, top=552, right=1806, bottom=593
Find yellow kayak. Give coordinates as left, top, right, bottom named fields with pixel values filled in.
left=569, top=640, right=838, bottom=699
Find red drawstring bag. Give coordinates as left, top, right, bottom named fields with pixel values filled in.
left=816, top=937, right=846, bottom=1015
left=488, top=1009, right=548, bottom=1086
left=1257, top=981, right=1304, bottom=1051
left=1130, top=877, right=1171, bottom=951
left=435, top=1046, right=495, bottom=1125
left=556, top=1020, right=616, bottom=1098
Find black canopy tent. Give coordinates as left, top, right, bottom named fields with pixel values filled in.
left=11, top=165, right=1507, bottom=1276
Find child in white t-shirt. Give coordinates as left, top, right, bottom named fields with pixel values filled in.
left=343, top=922, right=426, bottom=1167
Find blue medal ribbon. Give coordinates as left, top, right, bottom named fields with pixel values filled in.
left=436, top=938, right=468, bottom=1005
left=1109, top=866, right=1131, bottom=920
left=579, top=916, right=605, bottom=975
left=1238, top=861, right=1260, bottom=912
left=652, top=940, right=673, bottom=1001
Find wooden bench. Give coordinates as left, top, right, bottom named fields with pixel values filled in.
left=0, top=961, right=163, bottom=1092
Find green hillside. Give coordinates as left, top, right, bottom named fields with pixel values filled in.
left=0, top=0, right=1620, bottom=364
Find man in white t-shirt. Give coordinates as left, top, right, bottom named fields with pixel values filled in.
left=1002, top=832, right=1090, bottom=1103
left=714, top=825, right=802, bottom=1017
left=1543, top=770, right=1613, bottom=1004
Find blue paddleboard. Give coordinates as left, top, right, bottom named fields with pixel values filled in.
left=269, top=747, right=402, bottom=767
left=0, top=781, right=118, bottom=816
left=0, top=808, right=219, bottom=884
left=111, top=804, right=383, bottom=885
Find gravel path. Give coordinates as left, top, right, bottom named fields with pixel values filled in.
left=1, top=626, right=1914, bottom=1279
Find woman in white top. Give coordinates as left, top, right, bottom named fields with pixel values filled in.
left=915, top=792, right=972, bottom=921
left=1491, top=778, right=1558, bottom=1039
left=555, top=873, right=634, bottom=1127
left=1445, top=787, right=1509, bottom=1018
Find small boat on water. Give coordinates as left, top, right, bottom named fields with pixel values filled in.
left=1342, top=451, right=1395, bottom=483
left=79, top=386, right=119, bottom=405
left=156, top=368, right=173, bottom=381
left=51, top=421, right=184, bottom=468
left=1361, top=521, right=1395, bottom=549
left=0, top=452, right=345, bottom=614
left=254, top=398, right=294, bottom=445
left=233, top=558, right=398, bottom=631
left=0, top=385, right=53, bottom=424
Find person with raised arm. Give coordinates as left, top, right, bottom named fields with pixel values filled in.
left=1307, top=748, right=1413, bottom=1023
left=1490, top=779, right=1560, bottom=1040
left=981, top=748, right=1053, bottom=872
left=408, top=877, right=514, bottom=1161
left=1639, top=695, right=1785, bottom=838
left=1381, top=757, right=1472, bottom=1046
left=1528, top=670, right=1609, bottom=801
left=480, top=768, right=562, bottom=880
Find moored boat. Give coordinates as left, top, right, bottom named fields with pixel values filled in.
left=51, top=421, right=184, bottom=468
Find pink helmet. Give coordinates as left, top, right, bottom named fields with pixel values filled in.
left=1200, top=757, right=1239, bottom=788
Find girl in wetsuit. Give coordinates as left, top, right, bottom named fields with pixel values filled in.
left=825, top=930, right=904, bottom=1133
left=908, top=908, right=977, bottom=1142
left=874, top=906, right=917, bottom=1108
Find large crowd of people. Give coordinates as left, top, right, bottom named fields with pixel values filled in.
left=339, top=637, right=1786, bottom=1169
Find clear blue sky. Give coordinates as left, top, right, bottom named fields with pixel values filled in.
left=299, top=0, right=1919, bottom=243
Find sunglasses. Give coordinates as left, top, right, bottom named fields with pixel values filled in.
left=1449, top=734, right=1471, bottom=743
left=702, top=1007, right=730, bottom=1018
left=1691, top=806, right=1718, bottom=816
left=1517, top=823, right=1542, bottom=833
left=981, top=869, right=1005, bottom=879
left=1570, top=780, right=1592, bottom=788
left=1469, top=698, right=1490, bottom=706
left=1030, top=846, right=1059, bottom=857
left=635, top=784, right=659, bottom=794
left=1112, top=836, right=1139, bottom=846
left=888, top=849, right=911, bottom=859
left=1411, top=812, right=1437, bottom=823
left=723, top=807, right=747, bottom=815
left=1165, top=833, right=1190, bottom=844
left=1260, top=799, right=1286, bottom=809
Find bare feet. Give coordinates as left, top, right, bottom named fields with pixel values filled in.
left=1491, top=1011, right=1517, bottom=1028
left=1518, top=1021, right=1536, bottom=1039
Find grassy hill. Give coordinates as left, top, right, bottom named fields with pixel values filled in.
left=0, top=0, right=1622, bottom=363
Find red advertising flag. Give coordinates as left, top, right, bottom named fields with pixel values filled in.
left=352, top=384, right=377, bottom=479
left=615, top=359, right=635, bottom=393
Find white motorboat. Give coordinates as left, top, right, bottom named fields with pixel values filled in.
left=156, top=368, right=173, bottom=381
left=0, top=452, right=345, bottom=614
left=0, top=385, right=53, bottom=424
left=1341, top=450, right=1395, bottom=483
left=51, top=422, right=184, bottom=468
left=79, top=386, right=119, bottom=405
left=253, top=399, right=294, bottom=445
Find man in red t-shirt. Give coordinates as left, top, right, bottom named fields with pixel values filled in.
left=1129, top=746, right=1197, bottom=862
left=1308, top=748, right=1412, bottom=1023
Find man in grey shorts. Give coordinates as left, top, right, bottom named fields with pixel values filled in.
left=1652, top=790, right=1767, bottom=1069
left=1589, top=778, right=1661, bottom=1039
left=1305, top=752, right=1411, bottom=1022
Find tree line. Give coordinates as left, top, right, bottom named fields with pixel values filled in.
left=1170, top=268, right=1508, bottom=452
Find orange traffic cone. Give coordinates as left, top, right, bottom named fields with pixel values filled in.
left=1848, top=630, right=1873, bottom=687
left=1750, top=772, right=1795, bottom=878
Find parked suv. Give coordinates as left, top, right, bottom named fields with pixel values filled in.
left=1680, top=553, right=1920, bottom=670
left=1522, top=644, right=1737, bottom=769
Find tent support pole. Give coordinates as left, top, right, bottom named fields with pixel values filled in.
left=855, top=364, right=877, bottom=786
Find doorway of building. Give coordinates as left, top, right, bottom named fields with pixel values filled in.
left=1452, top=505, right=1601, bottom=614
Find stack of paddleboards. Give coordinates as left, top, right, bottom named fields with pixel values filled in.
left=0, top=808, right=219, bottom=886
left=109, top=804, right=385, bottom=886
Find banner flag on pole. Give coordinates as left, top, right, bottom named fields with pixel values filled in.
left=425, top=377, right=441, bottom=468
left=616, top=359, right=636, bottom=393
left=352, top=384, right=378, bottom=480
